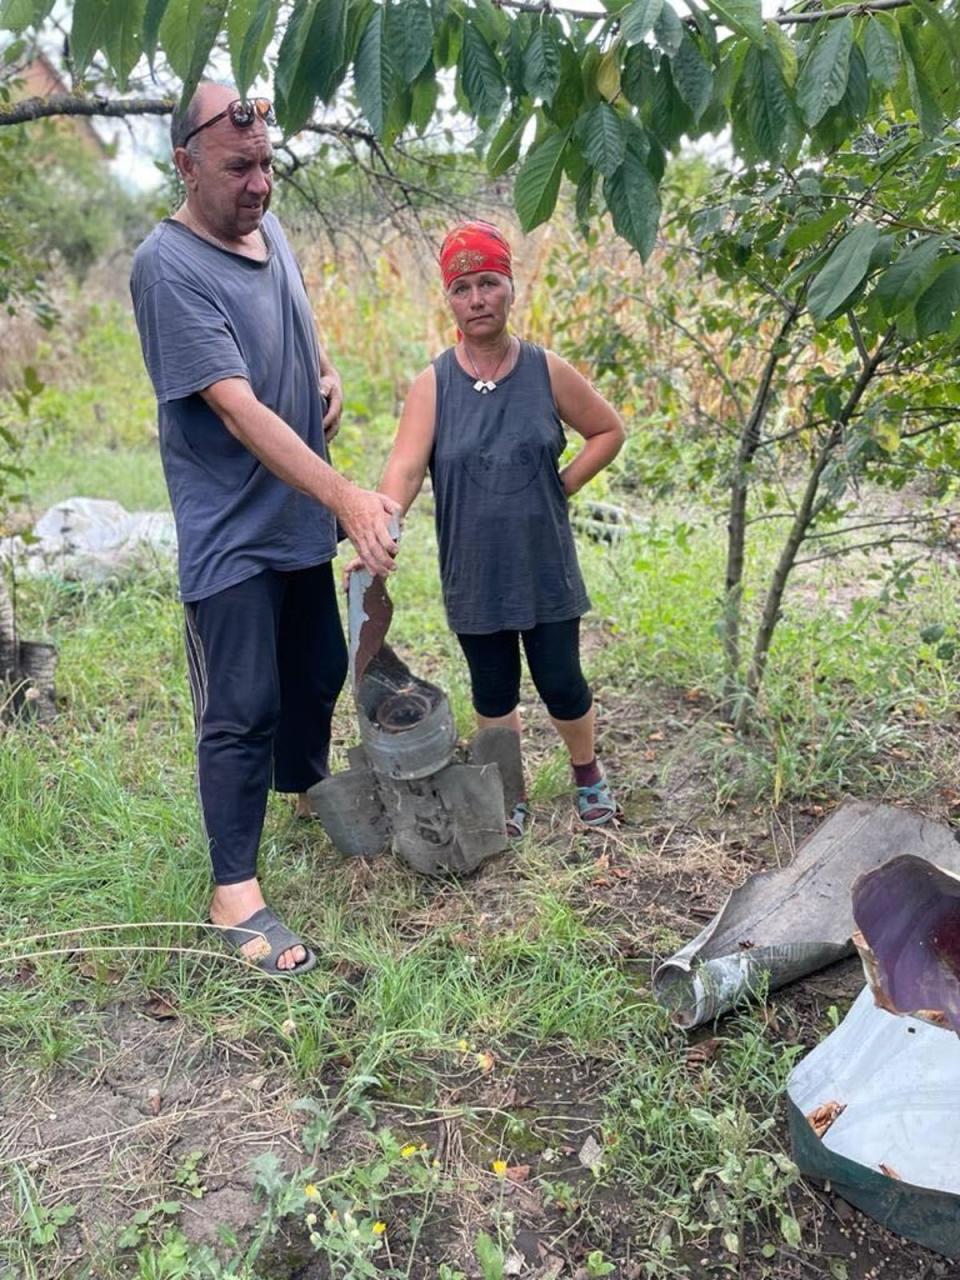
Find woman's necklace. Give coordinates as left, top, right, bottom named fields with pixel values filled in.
left=462, top=335, right=515, bottom=394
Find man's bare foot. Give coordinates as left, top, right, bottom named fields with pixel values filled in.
left=210, top=878, right=306, bottom=971
left=294, top=792, right=313, bottom=819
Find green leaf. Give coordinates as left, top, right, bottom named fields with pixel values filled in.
left=796, top=15, right=854, bottom=127
left=603, top=136, right=661, bottom=259
left=621, top=0, right=663, bottom=44
left=460, top=19, right=505, bottom=120
left=783, top=204, right=848, bottom=256
left=578, top=102, right=626, bottom=177
left=0, top=0, right=51, bottom=32
left=595, top=41, right=622, bottom=101
left=741, top=44, right=790, bottom=161
left=410, top=65, right=438, bottom=133
left=547, top=40, right=584, bottom=127
left=876, top=235, right=945, bottom=315
left=184, top=0, right=230, bottom=105
left=901, top=23, right=943, bottom=136
left=523, top=22, right=561, bottom=102
left=654, top=4, right=684, bottom=58
left=808, top=221, right=880, bottom=321
left=281, top=0, right=349, bottom=126
left=142, top=0, right=171, bottom=65
left=354, top=6, right=400, bottom=137
left=106, top=0, right=146, bottom=89
left=563, top=135, right=587, bottom=183
left=514, top=126, right=570, bottom=231
left=575, top=164, right=596, bottom=235
left=229, top=0, right=280, bottom=99
left=840, top=42, right=869, bottom=118
left=72, top=0, right=141, bottom=83
left=505, top=14, right=529, bottom=96
left=908, top=0, right=960, bottom=76
left=393, top=0, right=433, bottom=83
left=158, top=0, right=191, bottom=80
left=475, top=1233, right=505, bottom=1280
left=863, top=15, right=900, bottom=90
left=672, top=33, right=713, bottom=122
left=916, top=261, right=960, bottom=337
left=487, top=106, right=530, bottom=177
left=648, top=56, right=690, bottom=148
left=161, top=0, right=229, bottom=104
left=622, top=41, right=655, bottom=108
left=780, top=1214, right=802, bottom=1249
left=704, top=0, right=763, bottom=44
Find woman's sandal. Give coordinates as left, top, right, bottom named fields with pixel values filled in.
left=212, top=907, right=317, bottom=978
left=575, top=777, right=617, bottom=828
left=506, top=801, right=530, bottom=839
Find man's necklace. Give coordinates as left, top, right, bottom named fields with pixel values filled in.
left=462, top=336, right=515, bottom=394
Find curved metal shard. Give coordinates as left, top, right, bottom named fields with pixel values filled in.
left=348, top=565, right=394, bottom=690
left=853, top=854, right=960, bottom=1033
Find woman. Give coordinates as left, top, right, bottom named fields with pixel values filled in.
left=378, top=220, right=625, bottom=833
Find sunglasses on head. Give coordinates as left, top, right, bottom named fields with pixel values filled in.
left=181, top=97, right=275, bottom=148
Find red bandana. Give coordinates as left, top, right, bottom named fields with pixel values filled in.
left=439, top=220, right=513, bottom=288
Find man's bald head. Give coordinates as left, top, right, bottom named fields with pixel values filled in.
left=170, top=81, right=239, bottom=155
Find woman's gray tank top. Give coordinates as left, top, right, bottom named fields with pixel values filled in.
left=429, top=340, right=590, bottom=635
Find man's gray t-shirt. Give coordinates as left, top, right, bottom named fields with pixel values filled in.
left=130, top=213, right=336, bottom=602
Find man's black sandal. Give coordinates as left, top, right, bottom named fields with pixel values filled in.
left=213, top=907, right=317, bottom=978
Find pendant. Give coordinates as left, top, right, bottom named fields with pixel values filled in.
left=473, top=379, right=497, bottom=394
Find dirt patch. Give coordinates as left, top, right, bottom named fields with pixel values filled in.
left=0, top=1005, right=305, bottom=1267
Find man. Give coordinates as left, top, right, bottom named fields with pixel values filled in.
left=130, top=82, right=399, bottom=976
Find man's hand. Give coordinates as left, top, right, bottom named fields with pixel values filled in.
left=320, top=373, right=343, bottom=441
left=336, top=487, right=401, bottom=578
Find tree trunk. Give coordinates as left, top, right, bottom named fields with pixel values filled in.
left=722, top=304, right=801, bottom=708
left=734, top=329, right=893, bottom=732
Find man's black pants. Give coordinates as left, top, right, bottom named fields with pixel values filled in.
left=184, top=561, right=347, bottom=885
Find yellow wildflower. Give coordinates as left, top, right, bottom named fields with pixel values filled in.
left=456, top=1038, right=469, bottom=1052
left=304, top=1184, right=320, bottom=1200
left=492, top=1159, right=508, bottom=1176
left=372, top=1221, right=387, bottom=1235
left=400, top=1143, right=418, bottom=1158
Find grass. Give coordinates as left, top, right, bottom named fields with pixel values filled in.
left=1, top=263, right=957, bottom=1279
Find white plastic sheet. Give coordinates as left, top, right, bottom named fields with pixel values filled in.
left=0, top=497, right=176, bottom=580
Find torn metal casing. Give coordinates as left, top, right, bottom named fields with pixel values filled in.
left=787, top=986, right=960, bottom=1258
left=308, top=558, right=516, bottom=875
left=653, top=801, right=960, bottom=1028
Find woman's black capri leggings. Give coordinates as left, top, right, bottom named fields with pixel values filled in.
left=456, top=618, right=593, bottom=721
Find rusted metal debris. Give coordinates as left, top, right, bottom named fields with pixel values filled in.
left=307, top=555, right=519, bottom=876
left=654, top=801, right=960, bottom=1028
